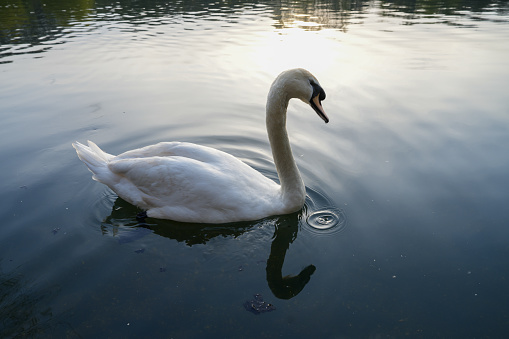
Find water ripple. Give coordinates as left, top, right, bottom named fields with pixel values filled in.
left=303, top=187, right=347, bottom=236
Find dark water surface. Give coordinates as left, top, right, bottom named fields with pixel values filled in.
left=1, top=0, right=509, bottom=337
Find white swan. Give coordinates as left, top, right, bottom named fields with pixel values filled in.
left=73, top=68, right=328, bottom=223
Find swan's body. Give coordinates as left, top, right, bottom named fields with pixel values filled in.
left=73, top=68, right=328, bottom=223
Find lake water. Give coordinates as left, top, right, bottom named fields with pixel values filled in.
left=1, top=0, right=509, bottom=337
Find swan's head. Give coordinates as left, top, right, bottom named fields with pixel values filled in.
left=274, top=68, right=329, bottom=123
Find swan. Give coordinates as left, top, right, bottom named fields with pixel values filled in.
left=73, top=68, right=328, bottom=223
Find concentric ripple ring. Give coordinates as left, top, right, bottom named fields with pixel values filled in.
left=305, top=210, right=347, bottom=235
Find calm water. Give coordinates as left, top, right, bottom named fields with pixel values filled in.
left=1, top=0, right=509, bottom=337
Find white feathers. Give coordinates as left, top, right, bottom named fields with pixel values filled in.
left=73, top=69, right=326, bottom=223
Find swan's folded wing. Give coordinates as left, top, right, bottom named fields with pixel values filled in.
left=115, top=142, right=236, bottom=165
left=107, top=155, right=240, bottom=208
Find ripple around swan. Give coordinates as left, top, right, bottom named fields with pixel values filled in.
left=302, top=187, right=347, bottom=236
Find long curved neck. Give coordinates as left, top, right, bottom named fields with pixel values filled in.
left=266, top=88, right=306, bottom=211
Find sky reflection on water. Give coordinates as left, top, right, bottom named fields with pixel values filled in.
left=1, top=0, right=509, bottom=337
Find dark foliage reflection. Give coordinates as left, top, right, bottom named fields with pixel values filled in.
left=1, top=0, right=508, bottom=59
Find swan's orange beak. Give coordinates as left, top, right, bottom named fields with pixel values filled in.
left=311, top=95, right=329, bottom=123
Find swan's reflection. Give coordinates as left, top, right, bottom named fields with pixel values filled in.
left=101, top=197, right=315, bottom=299
left=266, top=213, right=316, bottom=299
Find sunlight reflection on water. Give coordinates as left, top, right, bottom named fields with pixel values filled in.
left=1, top=0, right=509, bottom=337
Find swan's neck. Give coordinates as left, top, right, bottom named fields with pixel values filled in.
left=266, top=90, right=306, bottom=211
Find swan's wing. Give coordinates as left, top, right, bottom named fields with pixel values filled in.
left=108, top=155, right=221, bottom=205
left=107, top=153, right=280, bottom=222
left=115, top=142, right=233, bottom=165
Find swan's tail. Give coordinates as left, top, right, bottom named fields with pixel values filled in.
left=72, top=141, right=114, bottom=181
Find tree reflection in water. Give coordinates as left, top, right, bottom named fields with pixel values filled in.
left=102, top=197, right=315, bottom=300
left=3, top=0, right=508, bottom=62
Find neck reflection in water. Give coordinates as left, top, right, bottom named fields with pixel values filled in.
left=266, top=213, right=316, bottom=299
left=101, top=197, right=316, bottom=299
